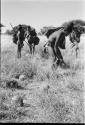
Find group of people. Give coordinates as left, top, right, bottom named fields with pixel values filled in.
left=13, top=22, right=84, bottom=68
left=44, top=22, right=84, bottom=67
left=16, top=24, right=39, bottom=58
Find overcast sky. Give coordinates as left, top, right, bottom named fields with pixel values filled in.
left=1, top=0, right=85, bottom=31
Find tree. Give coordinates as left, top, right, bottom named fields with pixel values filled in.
left=5, top=29, right=13, bottom=35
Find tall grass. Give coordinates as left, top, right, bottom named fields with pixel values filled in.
left=0, top=34, right=84, bottom=123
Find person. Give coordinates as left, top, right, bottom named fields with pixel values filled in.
left=17, top=25, right=24, bottom=58
left=25, top=26, right=38, bottom=54
left=47, top=29, right=66, bottom=65
left=44, top=22, right=74, bottom=67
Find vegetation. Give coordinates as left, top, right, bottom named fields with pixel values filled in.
left=0, top=32, right=84, bottom=123
left=5, top=29, right=13, bottom=35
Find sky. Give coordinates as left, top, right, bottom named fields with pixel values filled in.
left=1, top=0, right=85, bottom=32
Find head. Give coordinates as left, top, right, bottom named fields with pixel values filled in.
left=64, top=22, right=74, bottom=36
left=71, top=25, right=82, bottom=43
left=27, top=26, right=31, bottom=31
left=18, top=24, right=22, bottom=31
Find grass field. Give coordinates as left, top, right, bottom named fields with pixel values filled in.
left=0, top=34, right=85, bottom=123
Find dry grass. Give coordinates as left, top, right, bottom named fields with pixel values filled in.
left=0, top=34, right=85, bottom=123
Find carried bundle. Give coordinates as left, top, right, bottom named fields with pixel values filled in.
left=62, top=19, right=85, bottom=33
left=12, top=24, right=27, bottom=44
left=11, top=24, right=35, bottom=44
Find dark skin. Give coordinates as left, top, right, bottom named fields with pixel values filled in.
left=69, top=25, right=83, bottom=57
left=45, top=29, right=66, bottom=65
left=25, top=28, right=39, bottom=55
left=28, top=37, right=39, bottom=55
left=17, top=26, right=24, bottom=58
left=44, top=22, right=74, bottom=66
left=25, top=32, right=35, bottom=55
left=44, top=23, right=84, bottom=66
left=44, top=23, right=85, bottom=67
left=17, top=30, right=22, bottom=58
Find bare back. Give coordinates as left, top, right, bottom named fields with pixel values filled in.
left=48, top=28, right=65, bottom=49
